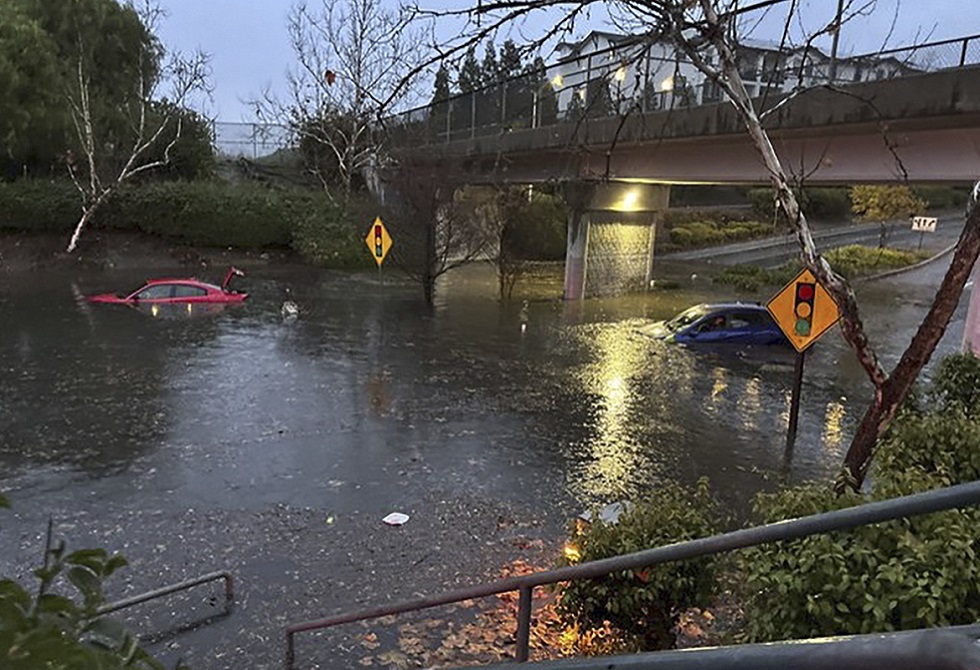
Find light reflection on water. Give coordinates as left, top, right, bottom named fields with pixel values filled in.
left=0, top=259, right=972, bottom=518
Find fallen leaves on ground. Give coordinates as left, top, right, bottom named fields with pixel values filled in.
left=358, top=557, right=743, bottom=668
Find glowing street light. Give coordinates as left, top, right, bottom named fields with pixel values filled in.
left=619, top=189, right=640, bottom=212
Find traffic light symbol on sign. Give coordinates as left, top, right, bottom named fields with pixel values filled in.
left=374, top=225, right=383, bottom=257
left=794, top=282, right=815, bottom=336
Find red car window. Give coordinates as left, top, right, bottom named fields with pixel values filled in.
left=173, top=285, right=208, bottom=298
left=134, top=284, right=174, bottom=300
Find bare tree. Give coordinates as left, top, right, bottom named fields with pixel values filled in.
left=65, top=0, right=211, bottom=253
left=406, top=0, right=980, bottom=490
left=472, top=185, right=532, bottom=301
left=255, top=0, right=426, bottom=199
left=386, top=158, right=495, bottom=306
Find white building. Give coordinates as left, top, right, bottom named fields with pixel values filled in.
left=546, top=31, right=920, bottom=117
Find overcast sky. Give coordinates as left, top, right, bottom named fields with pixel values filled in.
left=154, top=0, right=980, bottom=121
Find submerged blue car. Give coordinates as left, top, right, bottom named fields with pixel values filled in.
left=643, top=303, right=790, bottom=346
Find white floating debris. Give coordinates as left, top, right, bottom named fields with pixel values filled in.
left=578, top=501, right=633, bottom=526
left=382, top=512, right=410, bottom=526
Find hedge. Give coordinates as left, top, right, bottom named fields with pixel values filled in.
left=668, top=220, right=771, bottom=248
left=740, top=354, right=980, bottom=642
left=0, top=179, right=369, bottom=268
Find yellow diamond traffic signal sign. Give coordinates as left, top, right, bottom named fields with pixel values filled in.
left=365, top=217, right=393, bottom=266
left=767, top=267, right=841, bottom=352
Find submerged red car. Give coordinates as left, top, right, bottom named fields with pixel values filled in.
left=88, top=267, right=247, bottom=305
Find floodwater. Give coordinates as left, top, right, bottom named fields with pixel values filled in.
left=0, top=253, right=972, bottom=666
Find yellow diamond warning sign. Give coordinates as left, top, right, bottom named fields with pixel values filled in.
left=767, top=267, right=841, bottom=352
left=365, top=217, right=393, bottom=266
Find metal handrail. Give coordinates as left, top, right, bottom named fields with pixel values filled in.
left=97, top=570, right=234, bottom=616
left=285, top=480, right=980, bottom=668
left=465, top=625, right=980, bottom=670
left=390, top=31, right=980, bottom=138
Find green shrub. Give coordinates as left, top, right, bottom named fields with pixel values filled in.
left=290, top=195, right=374, bottom=269
left=712, top=264, right=795, bottom=291
left=503, top=192, right=568, bottom=260
left=664, top=208, right=755, bottom=226
left=0, top=180, right=79, bottom=232
left=747, top=187, right=850, bottom=222
left=722, top=221, right=770, bottom=241
left=716, top=246, right=926, bottom=292
left=556, top=479, right=719, bottom=651
left=104, top=181, right=294, bottom=248
left=821, top=245, right=927, bottom=277
left=669, top=220, right=771, bottom=248
left=803, top=188, right=851, bottom=219
left=851, top=185, right=927, bottom=223
left=0, top=496, right=169, bottom=669
left=0, top=179, right=370, bottom=265
left=929, top=353, right=980, bottom=418
left=740, top=353, right=980, bottom=643
left=912, top=186, right=970, bottom=210
left=669, top=221, right=725, bottom=247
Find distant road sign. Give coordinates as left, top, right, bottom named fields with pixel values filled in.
left=911, top=216, right=938, bottom=232
left=365, top=217, right=393, bottom=266
left=767, top=268, right=842, bottom=352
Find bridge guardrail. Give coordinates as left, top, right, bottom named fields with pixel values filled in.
left=385, top=33, right=980, bottom=148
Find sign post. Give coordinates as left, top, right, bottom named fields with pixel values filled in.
left=364, top=217, right=393, bottom=282
left=767, top=268, right=842, bottom=452
left=911, top=216, right=938, bottom=251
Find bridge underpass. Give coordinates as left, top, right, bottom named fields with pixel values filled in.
left=391, top=66, right=980, bottom=299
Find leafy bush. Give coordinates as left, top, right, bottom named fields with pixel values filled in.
left=712, top=264, right=795, bottom=292
left=556, top=479, right=719, bottom=651
left=821, top=244, right=927, bottom=277
left=802, top=188, right=851, bottom=219
left=663, top=207, right=755, bottom=226
left=716, top=246, right=927, bottom=291
left=503, top=192, right=568, bottom=260
left=669, top=220, right=770, bottom=249
left=747, top=187, right=850, bottom=222
left=928, top=353, right=980, bottom=419
left=912, top=186, right=970, bottom=210
left=740, top=353, right=980, bottom=643
left=851, top=185, right=926, bottom=222
left=290, top=194, right=374, bottom=269
left=0, top=180, right=79, bottom=232
left=0, top=179, right=369, bottom=266
left=0, top=496, right=170, bottom=669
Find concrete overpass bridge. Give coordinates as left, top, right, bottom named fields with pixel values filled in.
left=388, top=51, right=980, bottom=298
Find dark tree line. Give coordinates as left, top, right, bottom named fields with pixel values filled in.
left=426, top=40, right=559, bottom=138
left=0, top=0, right=213, bottom=181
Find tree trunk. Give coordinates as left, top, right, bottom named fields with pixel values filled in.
left=839, top=192, right=980, bottom=490
left=66, top=195, right=106, bottom=254
left=423, top=203, right=437, bottom=307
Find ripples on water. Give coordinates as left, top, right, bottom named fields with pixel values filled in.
left=0, top=261, right=970, bottom=517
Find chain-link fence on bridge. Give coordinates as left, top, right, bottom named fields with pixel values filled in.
left=386, top=32, right=980, bottom=147
left=212, top=121, right=291, bottom=161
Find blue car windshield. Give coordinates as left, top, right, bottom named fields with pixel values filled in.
left=666, top=306, right=707, bottom=332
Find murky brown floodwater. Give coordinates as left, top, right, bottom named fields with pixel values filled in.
left=0, top=254, right=971, bottom=667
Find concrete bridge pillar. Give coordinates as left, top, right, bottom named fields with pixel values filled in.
left=562, top=182, right=670, bottom=300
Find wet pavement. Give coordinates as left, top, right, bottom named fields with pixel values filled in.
left=0, top=244, right=974, bottom=668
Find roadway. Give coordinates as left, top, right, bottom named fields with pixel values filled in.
left=662, top=213, right=964, bottom=268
